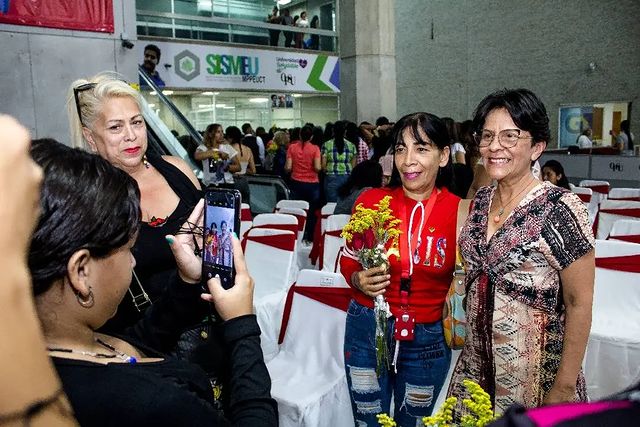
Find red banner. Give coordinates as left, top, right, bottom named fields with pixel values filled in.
left=0, top=0, right=114, bottom=33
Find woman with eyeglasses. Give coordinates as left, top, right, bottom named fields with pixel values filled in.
left=28, top=140, right=277, bottom=426
left=448, top=89, right=595, bottom=419
left=67, top=73, right=202, bottom=332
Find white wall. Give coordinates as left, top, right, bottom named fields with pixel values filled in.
left=0, top=0, right=138, bottom=143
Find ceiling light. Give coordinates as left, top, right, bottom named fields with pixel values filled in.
left=277, top=0, right=292, bottom=5
left=149, top=91, right=157, bottom=96
left=147, top=103, right=156, bottom=108
left=162, top=90, right=174, bottom=95
left=249, top=97, right=268, bottom=103
left=292, top=94, right=302, bottom=98
left=201, top=91, right=214, bottom=96
left=215, top=104, right=226, bottom=108
left=198, top=104, right=210, bottom=108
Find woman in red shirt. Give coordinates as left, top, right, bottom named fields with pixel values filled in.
left=285, top=125, right=321, bottom=241
left=340, top=112, right=460, bottom=426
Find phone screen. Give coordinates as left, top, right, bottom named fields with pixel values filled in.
left=203, top=189, right=241, bottom=289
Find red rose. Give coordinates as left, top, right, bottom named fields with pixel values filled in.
left=352, top=232, right=364, bottom=251
left=363, top=228, right=376, bottom=249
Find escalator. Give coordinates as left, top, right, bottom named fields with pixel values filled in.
left=138, top=67, right=289, bottom=213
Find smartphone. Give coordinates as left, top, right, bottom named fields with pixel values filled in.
left=203, top=188, right=241, bottom=289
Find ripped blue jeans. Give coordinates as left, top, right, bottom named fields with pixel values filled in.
left=344, top=300, right=451, bottom=427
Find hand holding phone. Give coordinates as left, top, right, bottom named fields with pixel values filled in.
left=202, top=188, right=241, bottom=289
left=165, top=199, right=205, bottom=284
left=201, top=235, right=254, bottom=321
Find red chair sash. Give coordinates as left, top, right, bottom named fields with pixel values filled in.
left=290, top=213, right=306, bottom=232
left=610, top=235, right=640, bottom=244
left=241, top=233, right=296, bottom=252
left=575, top=193, right=592, bottom=203
left=586, top=185, right=610, bottom=194
left=278, top=285, right=352, bottom=344
left=309, top=210, right=324, bottom=264
left=596, top=254, right=640, bottom=273
left=318, top=229, right=344, bottom=270
left=241, top=209, right=252, bottom=221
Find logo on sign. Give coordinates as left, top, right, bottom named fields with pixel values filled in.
left=298, top=59, right=308, bottom=68
left=174, top=50, right=201, bottom=82
left=281, top=73, right=295, bottom=86
left=206, top=54, right=260, bottom=76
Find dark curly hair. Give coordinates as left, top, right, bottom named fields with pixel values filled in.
left=28, top=139, right=141, bottom=296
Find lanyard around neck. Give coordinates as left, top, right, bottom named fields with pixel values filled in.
left=397, top=188, right=439, bottom=294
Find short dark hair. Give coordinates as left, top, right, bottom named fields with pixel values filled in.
left=241, top=123, right=252, bottom=134
left=300, top=125, right=314, bottom=142
left=388, top=112, right=453, bottom=190
left=338, top=160, right=383, bottom=198
left=144, top=44, right=161, bottom=61
left=225, top=126, right=243, bottom=145
left=28, top=140, right=141, bottom=296
left=472, top=88, right=550, bottom=145
left=376, top=116, right=390, bottom=126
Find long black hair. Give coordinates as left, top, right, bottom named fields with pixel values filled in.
left=388, top=112, right=453, bottom=190
left=28, top=140, right=141, bottom=296
left=542, top=159, right=571, bottom=190
left=338, top=160, right=382, bottom=198
left=332, top=120, right=346, bottom=154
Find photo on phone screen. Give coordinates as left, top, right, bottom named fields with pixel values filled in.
left=203, top=189, right=241, bottom=289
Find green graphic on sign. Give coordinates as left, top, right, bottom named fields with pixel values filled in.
left=306, top=55, right=332, bottom=92
left=174, top=50, right=200, bottom=81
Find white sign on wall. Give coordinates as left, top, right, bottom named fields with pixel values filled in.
left=590, top=156, right=640, bottom=181
left=142, top=41, right=340, bottom=93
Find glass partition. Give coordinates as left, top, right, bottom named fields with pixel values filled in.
left=558, top=101, right=631, bottom=148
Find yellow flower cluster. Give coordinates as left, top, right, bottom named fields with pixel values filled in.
left=341, top=195, right=402, bottom=251
left=376, top=413, right=397, bottom=427
left=459, top=380, right=495, bottom=427
left=422, top=396, right=457, bottom=426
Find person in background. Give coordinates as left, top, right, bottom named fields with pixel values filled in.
left=271, top=130, right=289, bottom=178
left=322, top=120, right=357, bottom=202
left=442, top=117, right=466, bottom=165
left=295, top=11, right=309, bottom=48
left=542, top=159, right=571, bottom=190
left=139, top=44, right=165, bottom=88
left=241, top=122, right=265, bottom=173
left=225, top=126, right=254, bottom=204
left=281, top=8, right=294, bottom=47
left=347, top=121, right=369, bottom=165
left=266, top=6, right=281, bottom=47
left=334, top=160, right=383, bottom=214
left=308, top=15, right=320, bottom=50
left=68, top=72, right=202, bottom=332
left=577, top=128, right=593, bottom=148
left=448, top=88, right=594, bottom=420
left=614, top=119, right=635, bottom=154
left=0, top=116, right=77, bottom=426
left=28, top=141, right=277, bottom=426
left=340, top=112, right=459, bottom=426
left=285, top=125, right=321, bottom=242
left=195, top=123, right=241, bottom=188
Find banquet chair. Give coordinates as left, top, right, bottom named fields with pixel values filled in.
left=584, top=239, right=640, bottom=399
left=240, top=202, right=252, bottom=238
left=579, top=179, right=610, bottom=207
left=609, top=188, right=640, bottom=201
left=244, top=228, right=297, bottom=363
left=276, top=207, right=307, bottom=242
left=267, top=269, right=354, bottom=427
left=609, top=219, right=640, bottom=244
left=571, top=186, right=596, bottom=224
left=252, top=213, right=300, bottom=240
left=309, top=202, right=337, bottom=267
left=322, top=214, right=350, bottom=272
left=594, top=199, right=640, bottom=239
left=276, top=199, right=310, bottom=214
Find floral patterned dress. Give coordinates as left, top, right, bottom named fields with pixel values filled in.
left=448, top=182, right=594, bottom=418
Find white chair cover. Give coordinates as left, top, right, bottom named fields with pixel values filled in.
left=609, top=188, right=640, bottom=200
left=610, top=219, right=640, bottom=240
left=322, top=214, right=350, bottom=272
left=584, top=240, right=640, bottom=399
left=245, top=228, right=297, bottom=363
left=321, top=202, right=337, bottom=234
left=571, top=186, right=596, bottom=224
left=276, top=199, right=310, bottom=213
left=278, top=207, right=312, bottom=270
left=267, top=270, right=354, bottom=427
left=579, top=179, right=610, bottom=207
left=595, top=199, right=640, bottom=239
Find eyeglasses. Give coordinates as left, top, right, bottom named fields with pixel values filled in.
left=473, top=128, right=533, bottom=148
left=73, top=82, right=97, bottom=126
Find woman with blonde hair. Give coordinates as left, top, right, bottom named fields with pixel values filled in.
left=67, top=72, right=202, bottom=331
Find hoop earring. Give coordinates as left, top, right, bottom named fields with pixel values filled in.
left=76, top=287, right=95, bottom=309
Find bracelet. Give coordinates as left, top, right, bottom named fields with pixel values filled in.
left=0, top=388, right=70, bottom=426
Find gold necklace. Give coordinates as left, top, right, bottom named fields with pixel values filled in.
left=493, top=178, right=535, bottom=224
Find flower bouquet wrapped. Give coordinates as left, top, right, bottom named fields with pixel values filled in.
left=341, top=195, right=401, bottom=375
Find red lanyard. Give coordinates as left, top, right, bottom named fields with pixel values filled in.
left=396, top=188, right=439, bottom=299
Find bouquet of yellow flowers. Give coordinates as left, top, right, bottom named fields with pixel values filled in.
left=341, top=195, right=401, bottom=375
left=377, top=380, right=496, bottom=427
left=266, top=140, right=279, bottom=155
